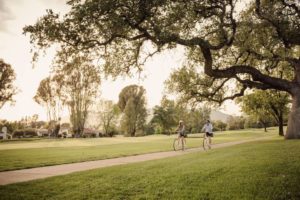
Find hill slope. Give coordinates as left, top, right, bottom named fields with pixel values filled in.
left=210, top=110, right=232, bottom=122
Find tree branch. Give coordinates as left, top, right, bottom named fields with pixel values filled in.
left=200, top=44, right=294, bottom=93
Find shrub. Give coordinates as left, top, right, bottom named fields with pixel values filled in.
left=214, top=120, right=227, bottom=132
left=82, top=129, right=99, bottom=138
left=135, top=130, right=146, bottom=137
left=13, top=129, right=38, bottom=138
left=227, top=116, right=246, bottom=130
left=144, top=123, right=155, bottom=135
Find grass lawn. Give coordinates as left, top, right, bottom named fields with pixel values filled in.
left=0, top=128, right=275, bottom=171
left=0, top=136, right=299, bottom=200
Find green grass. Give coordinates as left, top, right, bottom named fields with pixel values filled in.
left=0, top=138, right=42, bottom=143
left=0, top=136, right=299, bottom=200
left=0, top=128, right=275, bottom=171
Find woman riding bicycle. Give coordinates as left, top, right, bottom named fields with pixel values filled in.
left=176, top=120, right=186, bottom=150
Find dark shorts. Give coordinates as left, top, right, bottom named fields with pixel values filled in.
left=179, top=132, right=185, bottom=137
left=206, top=132, right=213, bottom=137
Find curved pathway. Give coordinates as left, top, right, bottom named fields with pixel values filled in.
left=0, top=137, right=270, bottom=185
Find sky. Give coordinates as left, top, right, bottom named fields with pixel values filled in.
left=0, top=0, right=241, bottom=121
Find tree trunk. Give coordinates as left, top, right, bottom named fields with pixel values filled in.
left=260, top=121, right=267, bottom=132
left=278, top=113, right=284, bottom=136
left=131, top=131, right=135, bottom=137
left=264, top=125, right=267, bottom=132
left=285, top=91, right=300, bottom=139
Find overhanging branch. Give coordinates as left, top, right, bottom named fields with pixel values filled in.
left=200, top=44, right=294, bottom=93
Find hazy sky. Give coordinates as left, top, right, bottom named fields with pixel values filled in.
left=0, top=0, right=241, bottom=121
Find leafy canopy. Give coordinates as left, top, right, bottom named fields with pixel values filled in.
left=24, top=0, right=299, bottom=101
left=118, top=85, right=147, bottom=136
left=0, top=59, right=17, bottom=109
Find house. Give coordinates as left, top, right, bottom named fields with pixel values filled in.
left=37, top=129, right=50, bottom=137
left=0, top=127, right=12, bottom=139
left=57, top=123, right=72, bottom=138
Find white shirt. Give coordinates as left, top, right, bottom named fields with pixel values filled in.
left=202, top=123, right=213, bottom=133
left=178, top=125, right=185, bottom=134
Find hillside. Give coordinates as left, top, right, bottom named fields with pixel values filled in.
left=210, top=110, right=232, bottom=122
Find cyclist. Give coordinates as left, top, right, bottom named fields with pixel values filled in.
left=202, top=120, right=213, bottom=149
left=176, top=120, right=186, bottom=150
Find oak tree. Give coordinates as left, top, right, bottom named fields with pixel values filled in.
left=24, top=0, right=300, bottom=138
left=150, top=97, right=177, bottom=134
left=238, top=90, right=290, bottom=135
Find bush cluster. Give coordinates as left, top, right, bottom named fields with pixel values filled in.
left=13, top=129, right=38, bottom=138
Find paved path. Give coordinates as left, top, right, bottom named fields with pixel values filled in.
left=0, top=137, right=270, bottom=185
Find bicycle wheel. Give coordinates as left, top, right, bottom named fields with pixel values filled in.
left=173, top=138, right=184, bottom=151
left=203, top=135, right=210, bottom=150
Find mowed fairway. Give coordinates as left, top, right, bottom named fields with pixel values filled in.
left=0, top=129, right=274, bottom=171
left=0, top=136, right=299, bottom=199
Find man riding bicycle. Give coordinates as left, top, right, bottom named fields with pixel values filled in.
left=202, top=120, right=213, bottom=149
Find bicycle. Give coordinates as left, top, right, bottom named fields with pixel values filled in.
left=202, top=132, right=212, bottom=150
left=173, top=134, right=186, bottom=151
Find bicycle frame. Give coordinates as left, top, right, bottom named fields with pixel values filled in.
left=203, top=133, right=211, bottom=150
left=173, top=136, right=186, bottom=151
